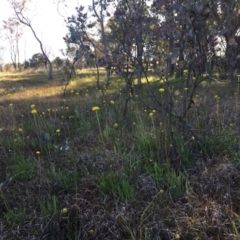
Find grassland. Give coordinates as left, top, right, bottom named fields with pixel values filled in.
left=0, top=68, right=240, bottom=239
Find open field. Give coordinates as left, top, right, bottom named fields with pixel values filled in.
left=0, top=69, right=240, bottom=239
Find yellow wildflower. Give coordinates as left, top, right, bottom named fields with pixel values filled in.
left=92, top=106, right=100, bottom=111
left=149, top=112, right=153, bottom=117
left=61, top=208, right=68, bottom=214
left=174, top=233, right=180, bottom=239
left=159, top=88, right=165, bottom=93
left=31, top=109, right=37, bottom=114
left=18, top=128, right=23, bottom=132
left=113, top=123, right=118, bottom=128
left=36, top=151, right=40, bottom=155
left=110, top=100, right=115, bottom=104
left=56, top=129, right=61, bottom=133
left=30, top=104, right=36, bottom=109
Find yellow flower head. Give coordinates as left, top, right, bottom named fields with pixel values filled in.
left=214, top=95, right=219, bottom=99
left=36, top=151, right=40, bottom=155
left=149, top=112, right=153, bottom=117
left=152, top=110, right=156, bottom=113
left=56, top=129, right=61, bottom=133
left=61, top=208, right=68, bottom=214
left=174, top=233, right=180, bottom=239
left=113, top=123, right=118, bottom=128
left=7, top=93, right=12, bottom=97
left=9, top=103, right=13, bottom=107
left=159, top=88, right=165, bottom=93
left=184, top=87, right=188, bottom=91
left=110, top=100, right=115, bottom=104
left=192, top=77, right=196, bottom=81
left=18, top=128, right=23, bottom=132
left=31, top=109, right=37, bottom=114
left=92, top=106, right=100, bottom=112
left=30, top=104, right=36, bottom=109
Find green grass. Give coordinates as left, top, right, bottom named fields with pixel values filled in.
left=0, top=68, right=240, bottom=239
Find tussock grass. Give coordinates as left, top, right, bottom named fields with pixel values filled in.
left=0, top=69, right=240, bottom=239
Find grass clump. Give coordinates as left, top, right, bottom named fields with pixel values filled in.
left=98, top=171, right=134, bottom=202
left=9, top=156, right=36, bottom=182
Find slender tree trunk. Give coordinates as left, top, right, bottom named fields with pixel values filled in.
left=92, top=0, right=111, bottom=84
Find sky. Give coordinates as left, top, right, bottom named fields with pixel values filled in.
left=0, top=0, right=91, bottom=64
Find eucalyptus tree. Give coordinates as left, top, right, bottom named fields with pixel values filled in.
left=8, top=0, right=53, bottom=79
left=210, top=0, right=240, bottom=79
left=2, top=18, right=23, bottom=70
left=64, top=1, right=114, bottom=84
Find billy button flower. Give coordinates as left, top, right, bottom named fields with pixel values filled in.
left=30, top=104, right=36, bottom=109
left=159, top=88, right=165, bottom=93
left=113, top=123, right=118, bottom=128
left=92, top=106, right=100, bottom=112
left=61, top=208, right=68, bottom=214
left=92, top=106, right=103, bottom=141
left=31, top=109, right=37, bottom=114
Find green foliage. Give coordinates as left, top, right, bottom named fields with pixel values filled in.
left=134, top=119, right=158, bottom=159
left=201, top=129, right=240, bottom=158
left=39, top=195, right=59, bottom=218
left=148, top=162, right=187, bottom=199
left=99, top=171, right=134, bottom=202
left=10, top=156, right=36, bottom=182
left=123, top=154, right=145, bottom=178
left=49, top=165, right=80, bottom=190
left=4, top=207, right=27, bottom=226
